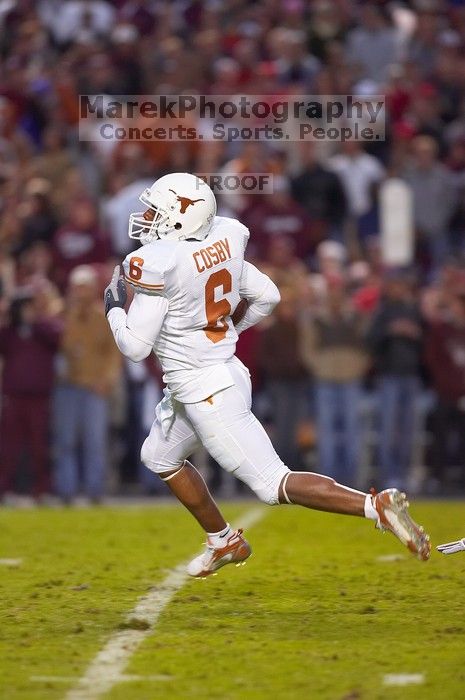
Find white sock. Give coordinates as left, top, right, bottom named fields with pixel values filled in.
left=207, top=524, right=231, bottom=548
left=364, top=494, right=378, bottom=521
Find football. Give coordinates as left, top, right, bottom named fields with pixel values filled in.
left=231, top=298, right=249, bottom=325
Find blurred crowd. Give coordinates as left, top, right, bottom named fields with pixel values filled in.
left=1, top=0, right=465, bottom=503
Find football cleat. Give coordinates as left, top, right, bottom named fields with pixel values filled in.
left=372, top=488, right=431, bottom=561
left=437, top=538, right=465, bottom=555
left=187, top=528, right=252, bottom=578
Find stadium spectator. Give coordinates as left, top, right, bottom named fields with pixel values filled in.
left=44, top=0, right=115, bottom=47
left=31, top=126, right=75, bottom=195
left=367, top=272, right=424, bottom=490
left=308, top=240, right=347, bottom=309
left=291, top=143, right=347, bottom=243
left=118, top=1, right=157, bottom=37
left=52, top=199, right=110, bottom=290
left=241, top=176, right=315, bottom=260
left=306, top=1, right=346, bottom=62
left=425, top=281, right=465, bottom=490
left=445, top=137, right=465, bottom=254
left=267, top=27, right=320, bottom=89
left=14, top=178, right=57, bottom=254
left=402, top=135, right=457, bottom=265
left=349, top=260, right=381, bottom=316
left=53, top=265, right=121, bottom=503
left=404, top=83, right=445, bottom=149
left=299, top=276, right=369, bottom=485
left=328, top=141, right=385, bottom=246
left=0, top=95, right=33, bottom=168
left=259, top=235, right=308, bottom=292
left=220, top=143, right=282, bottom=216
left=257, top=287, right=308, bottom=466
left=345, top=4, right=400, bottom=85
left=109, top=24, right=143, bottom=95
left=0, top=0, right=463, bottom=499
left=0, top=287, right=62, bottom=500
left=407, top=5, right=441, bottom=79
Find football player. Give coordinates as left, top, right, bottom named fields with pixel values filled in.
left=104, top=172, right=431, bottom=577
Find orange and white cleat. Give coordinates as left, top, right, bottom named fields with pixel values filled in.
left=373, top=488, right=431, bottom=561
left=187, top=528, right=252, bottom=578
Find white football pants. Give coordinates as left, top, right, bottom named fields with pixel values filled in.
left=141, top=360, right=290, bottom=504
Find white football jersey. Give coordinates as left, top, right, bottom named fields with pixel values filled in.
left=122, top=216, right=249, bottom=402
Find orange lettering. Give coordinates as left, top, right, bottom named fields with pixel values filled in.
left=200, top=249, right=213, bottom=269
left=207, top=245, right=219, bottom=265
left=221, top=238, right=231, bottom=259
left=194, top=240, right=231, bottom=274
left=213, top=241, right=225, bottom=262
left=193, top=251, right=204, bottom=273
left=203, top=269, right=232, bottom=343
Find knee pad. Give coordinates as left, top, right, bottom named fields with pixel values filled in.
left=140, top=437, right=184, bottom=474
left=234, top=462, right=290, bottom=506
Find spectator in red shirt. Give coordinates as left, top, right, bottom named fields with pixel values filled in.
left=52, top=198, right=110, bottom=290
left=242, top=176, right=316, bottom=261
left=258, top=287, right=308, bottom=465
left=0, top=289, right=62, bottom=499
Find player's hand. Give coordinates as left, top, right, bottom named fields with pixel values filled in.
left=436, top=538, right=465, bottom=554
left=104, top=265, right=127, bottom=316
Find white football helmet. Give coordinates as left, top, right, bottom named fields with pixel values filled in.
left=128, top=172, right=216, bottom=244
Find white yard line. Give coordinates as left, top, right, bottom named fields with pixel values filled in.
left=64, top=506, right=266, bottom=700
left=383, top=674, right=425, bottom=686
left=376, top=554, right=406, bottom=562
left=0, top=558, right=22, bottom=566
left=31, top=675, right=172, bottom=684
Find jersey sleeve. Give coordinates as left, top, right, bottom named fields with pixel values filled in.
left=235, top=262, right=281, bottom=334
left=236, top=219, right=250, bottom=253
left=122, top=249, right=169, bottom=296
left=107, top=293, right=169, bottom=362
left=239, top=261, right=274, bottom=300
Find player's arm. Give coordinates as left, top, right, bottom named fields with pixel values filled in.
left=104, top=265, right=168, bottom=362
left=234, top=261, right=280, bottom=334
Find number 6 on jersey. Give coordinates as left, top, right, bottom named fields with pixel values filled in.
left=203, top=269, right=232, bottom=343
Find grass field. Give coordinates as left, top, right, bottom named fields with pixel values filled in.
left=1, top=500, right=465, bottom=700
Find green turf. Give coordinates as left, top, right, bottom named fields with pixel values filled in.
left=1, top=501, right=465, bottom=700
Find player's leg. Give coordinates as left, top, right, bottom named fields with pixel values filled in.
left=141, top=406, right=225, bottom=531
left=141, top=403, right=251, bottom=576
left=161, top=459, right=251, bottom=577
left=277, top=472, right=365, bottom=513
left=279, top=470, right=430, bottom=559
left=187, top=391, right=368, bottom=515
left=184, top=363, right=366, bottom=513
left=184, top=360, right=430, bottom=560
left=162, top=461, right=227, bottom=533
